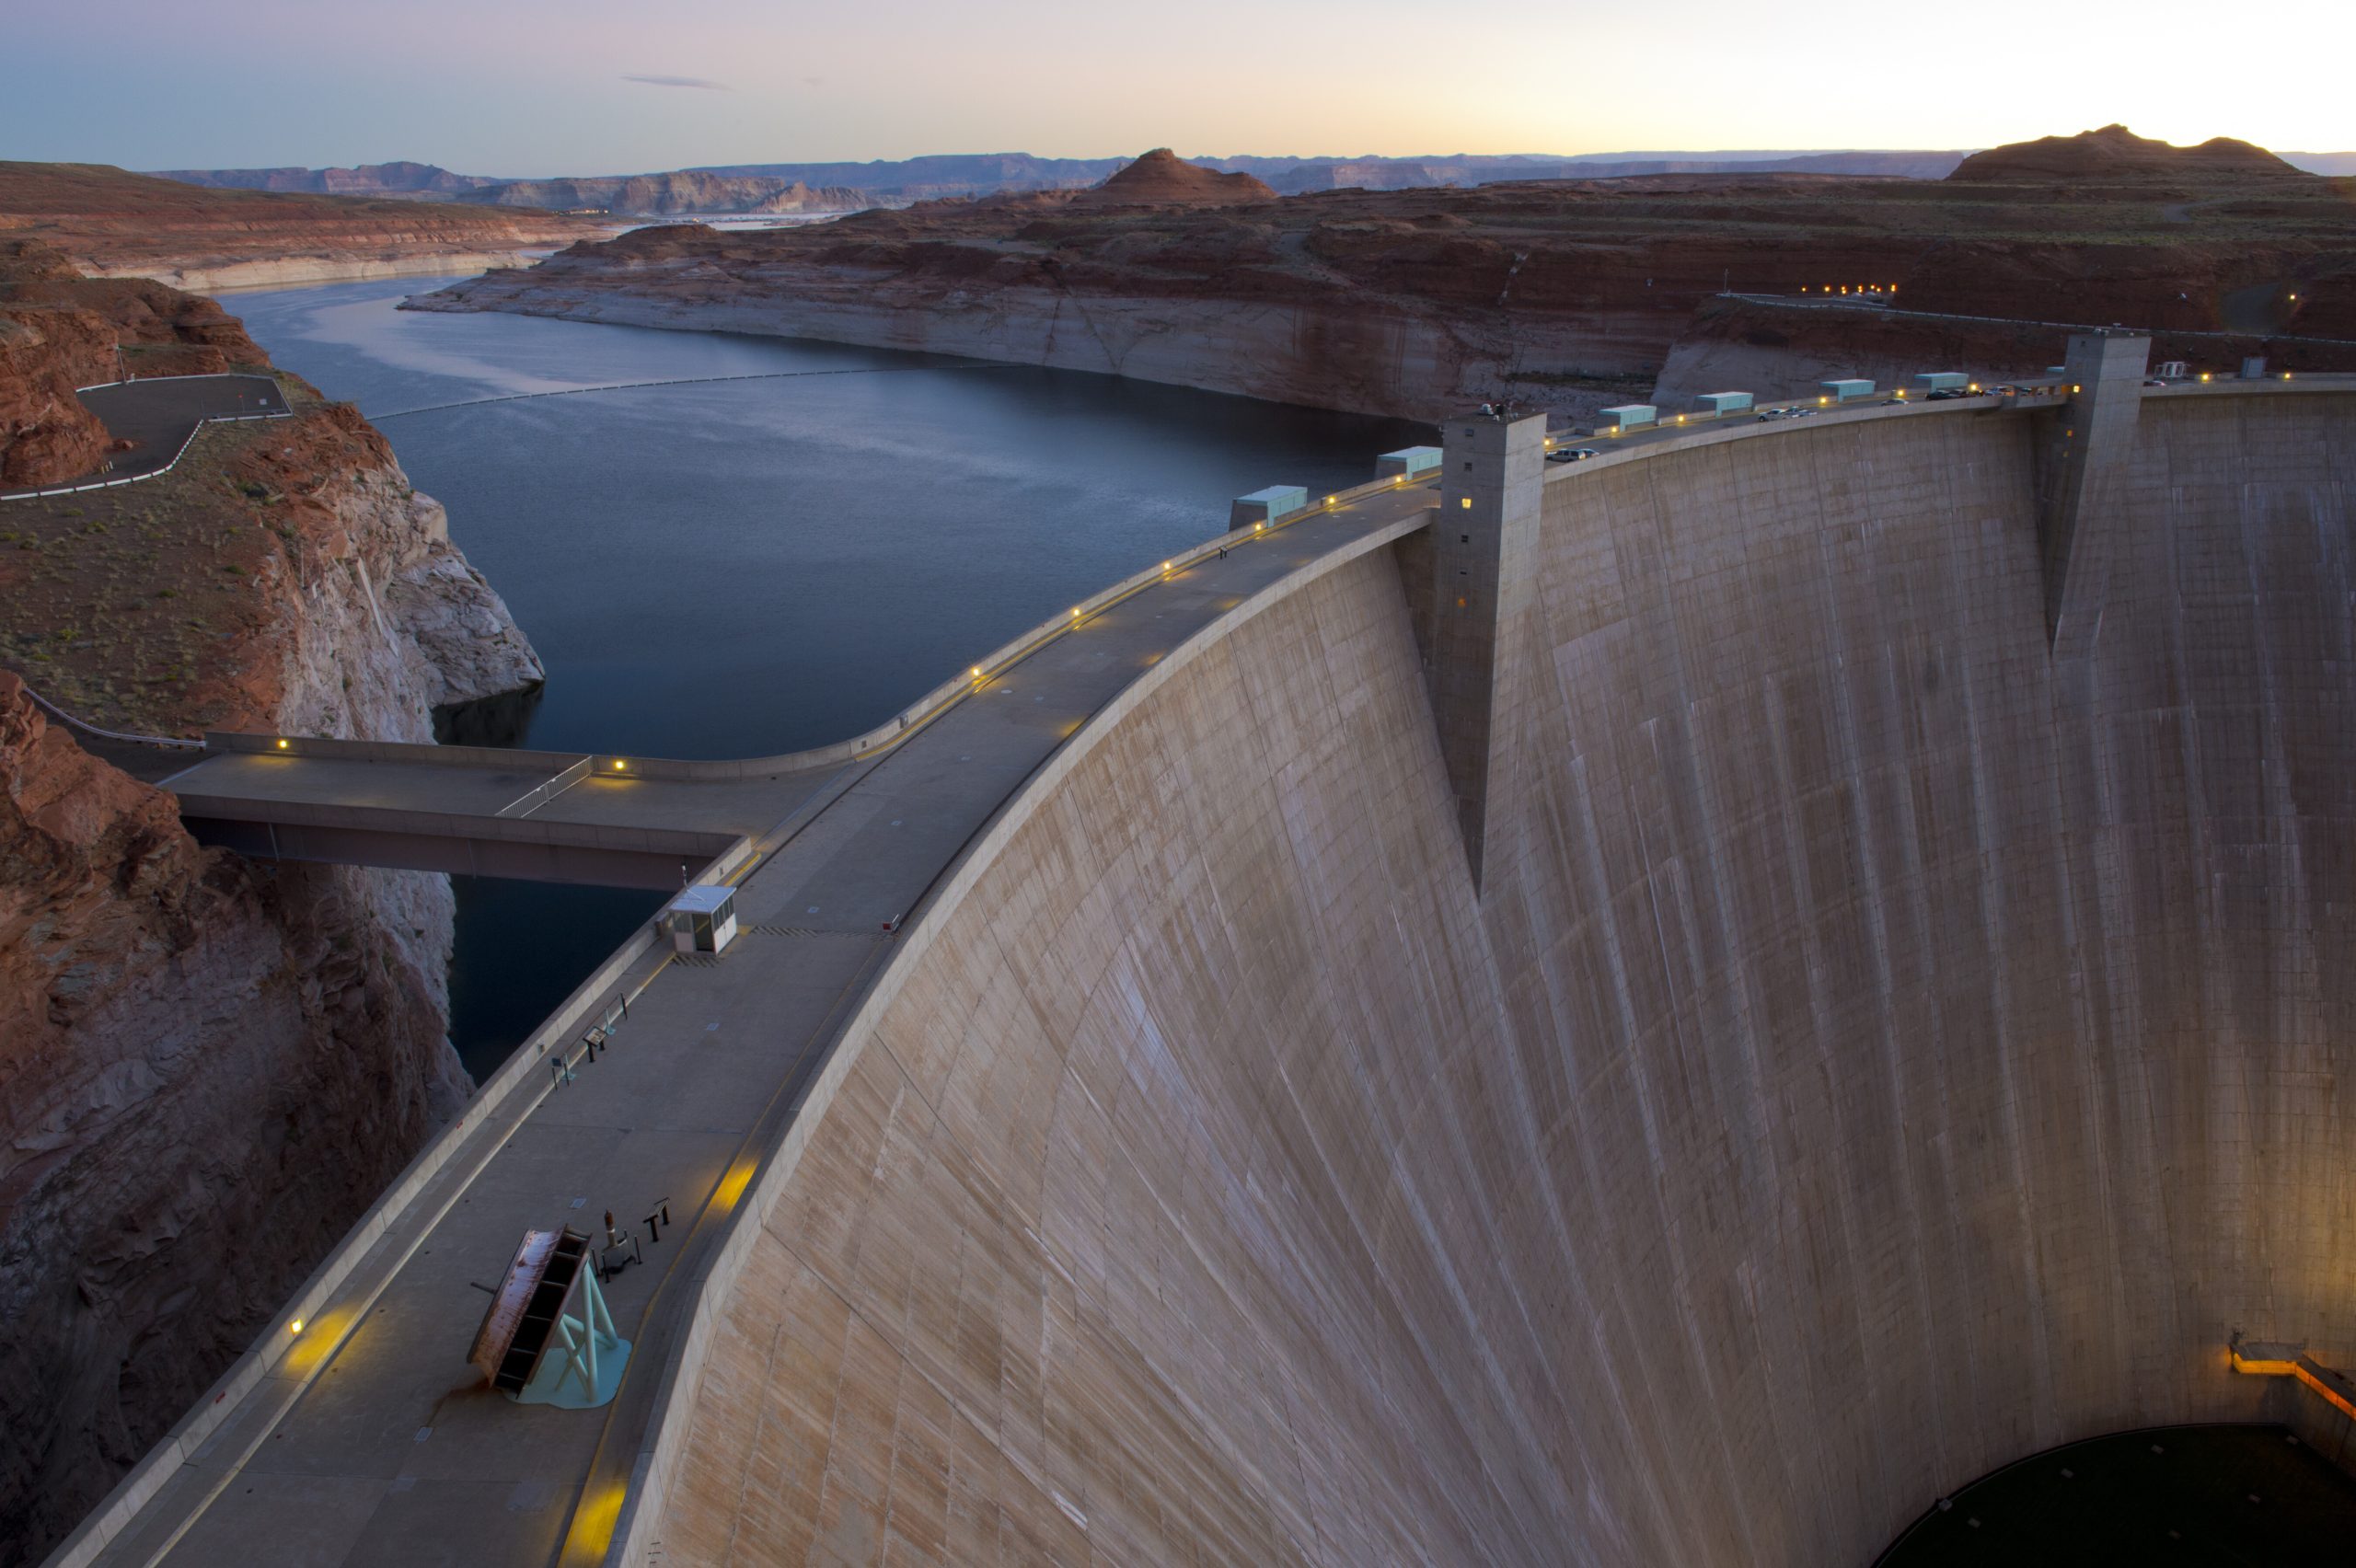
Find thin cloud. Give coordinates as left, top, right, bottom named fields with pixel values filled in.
left=623, top=74, right=731, bottom=90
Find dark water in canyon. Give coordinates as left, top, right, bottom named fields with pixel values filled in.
left=228, top=276, right=1427, bottom=1077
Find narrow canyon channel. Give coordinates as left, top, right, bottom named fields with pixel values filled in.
left=227, top=274, right=1428, bottom=1078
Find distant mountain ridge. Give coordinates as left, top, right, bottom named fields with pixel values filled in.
left=153, top=144, right=2355, bottom=210
left=696, top=149, right=1978, bottom=196
left=155, top=161, right=496, bottom=196
left=453, top=172, right=869, bottom=216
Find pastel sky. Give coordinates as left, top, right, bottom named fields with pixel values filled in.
left=9, top=0, right=2349, bottom=173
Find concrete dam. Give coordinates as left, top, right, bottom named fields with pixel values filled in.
left=58, top=349, right=2356, bottom=1566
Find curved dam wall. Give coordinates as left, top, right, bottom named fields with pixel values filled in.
left=645, top=392, right=2356, bottom=1565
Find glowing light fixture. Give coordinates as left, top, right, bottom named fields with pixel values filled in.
left=289, top=1319, right=305, bottom=1335
left=970, top=666, right=981, bottom=678
left=275, top=738, right=289, bottom=750
left=1161, top=561, right=1172, bottom=571
left=612, top=759, right=628, bottom=772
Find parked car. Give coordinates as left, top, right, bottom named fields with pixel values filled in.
left=1925, top=388, right=1969, bottom=400
left=1547, top=446, right=1601, bottom=463
left=1754, top=408, right=1789, bottom=421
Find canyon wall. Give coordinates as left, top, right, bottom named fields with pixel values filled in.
left=0, top=271, right=541, bottom=1562
left=642, top=393, right=2356, bottom=1565
left=1, top=163, right=594, bottom=294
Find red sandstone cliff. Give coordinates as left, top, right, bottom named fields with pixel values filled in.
left=0, top=237, right=272, bottom=487
left=0, top=673, right=465, bottom=1560
left=0, top=254, right=541, bottom=1564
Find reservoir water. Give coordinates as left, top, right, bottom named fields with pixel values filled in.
left=225, top=276, right=1429, bottom=1077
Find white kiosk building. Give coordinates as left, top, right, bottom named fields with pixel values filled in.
left=664, top=883, right=739, bottom=955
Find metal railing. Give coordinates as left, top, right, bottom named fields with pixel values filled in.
left=12, top=680, right=202, bottom=749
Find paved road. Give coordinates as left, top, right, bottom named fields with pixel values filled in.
left=91, top=479, right=1438, bottom=1568
left=0, top=374, right=286, bottom=498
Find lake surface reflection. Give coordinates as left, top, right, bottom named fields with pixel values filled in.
left=228, top=276, right=1430, bottom=1076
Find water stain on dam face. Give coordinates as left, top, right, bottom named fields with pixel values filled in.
left=640, top=391, right=2356, bottom=1565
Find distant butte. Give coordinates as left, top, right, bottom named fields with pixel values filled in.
left=1949, top=122, right=2306, bottom=181
left=1073, top=147, right=1276, bottom=207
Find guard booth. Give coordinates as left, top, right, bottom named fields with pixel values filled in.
left=663, top=883, right=738, bottom=954
left=1376, top=445, right=1442, bottom=479
left=1598, top=404, right=1657, bottom=433
left=1693, top=391, right=1752, bottom=416
left=1819, top=378, right=1876, bottom=403
left=1230, top=485, right=1307, bottom=529
left=1911, top=372, right=1969, bottom=394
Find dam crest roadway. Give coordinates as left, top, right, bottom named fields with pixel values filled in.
left=54, top=348, right=2356, bottom=1568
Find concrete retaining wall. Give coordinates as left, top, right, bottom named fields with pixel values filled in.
left=634, top=388, right=2356, bottom=1565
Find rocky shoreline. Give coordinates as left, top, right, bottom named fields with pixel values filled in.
left=110, top=249, right=560, bottom=295
left=0, top=161, right=596, bottom=302
left=411, top=133, right=2356, bottom=423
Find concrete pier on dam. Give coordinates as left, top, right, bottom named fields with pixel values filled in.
left=50, top=349, right=2356, bottom=1567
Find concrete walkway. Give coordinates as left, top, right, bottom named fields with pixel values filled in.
left=76, top=478, right=1438, bottom=1568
